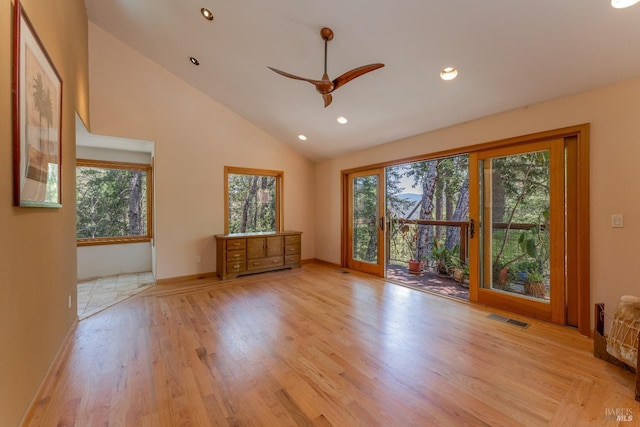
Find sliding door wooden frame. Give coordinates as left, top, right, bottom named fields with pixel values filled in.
left=472, top=139, right=566, bottom=324
left=340, top=124, right=590, bottom=335
left=343, top=168, right=385, bottom=276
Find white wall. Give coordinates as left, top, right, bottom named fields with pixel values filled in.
left=77, top=243, right=152, bottom=280
left=76, top=124, right=155, bottom=280
left=87, top=23, right=316, bottom=280
left=315, top=77, right=640, bottom=328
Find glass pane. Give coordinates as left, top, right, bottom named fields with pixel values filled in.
left=385, top=155, right=470, bottom=295
left=228, top=174, right=276, bottom=233
left=76, top=166, right=148, bottom=238
left=480, top=150, right=551, bottom=301
left=353, top=175, right=378, bottom=264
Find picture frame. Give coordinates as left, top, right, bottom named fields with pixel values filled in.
left=13, top=0, right=63, bottom=207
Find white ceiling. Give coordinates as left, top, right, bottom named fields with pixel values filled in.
left=84, top=0, right=640, bottom=162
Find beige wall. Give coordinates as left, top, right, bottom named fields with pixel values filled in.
left=88, top=24, right=316, bottom=280
left=315, top=77, right=640, bottom=327
left=3, top=1, right=639, bottom=424
left=0, top=0, right=89, bottom=425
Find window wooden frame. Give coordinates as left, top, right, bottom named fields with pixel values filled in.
left=76, top=159, right=153, bottom=246
left=224, top=166, right=284, bottom=234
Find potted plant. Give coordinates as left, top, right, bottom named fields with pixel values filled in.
left=523, top=270, right=546, bottom=298
left=514, top=259, right=538, bottom=282
left=461, top=265, right=470, bottom=288
left=491, top=260, right=510, bottom=289
left=429, top=239, right=459, bottom=277
left=400, top=222, right=423, bottom=274
left=450, top=255, right=465, bottom=283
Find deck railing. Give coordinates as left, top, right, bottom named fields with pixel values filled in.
left=387, top=218, right=471, bottom=266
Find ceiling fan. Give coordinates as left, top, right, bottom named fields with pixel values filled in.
left=268, top=27, right=384, bottom=108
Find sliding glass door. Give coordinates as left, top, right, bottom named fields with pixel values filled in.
left=346, top=169, right=385, bottom=276
left=470, top=139, right=565, bottom=323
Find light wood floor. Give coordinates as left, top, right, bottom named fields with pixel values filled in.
left=26, top=263, right=639, bottom=426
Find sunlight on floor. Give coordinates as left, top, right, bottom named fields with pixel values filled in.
left=77, top=272, right=154, bottom=320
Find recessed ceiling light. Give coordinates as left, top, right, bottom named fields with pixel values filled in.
left=611, top=0, right=640, bottom=7
left=201, top=7, right=214, bottom=20
left=298, top=134, right=307, bottom=141
left=440, top=67, right=458, bottom=81
left=337, top=116, right=348, bottom=124
left=189, top=57, right=200, bottom=66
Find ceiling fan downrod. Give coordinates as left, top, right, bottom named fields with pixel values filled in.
left=320, top=27, right=334, bottom=75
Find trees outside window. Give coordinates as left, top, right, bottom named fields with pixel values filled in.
left=225, top=167, right=283, bottom=234
left=76, top=159, right=152, bottom=245
left=387, top=155, right=469, bottom=265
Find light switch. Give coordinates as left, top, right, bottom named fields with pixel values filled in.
left=612, top=214, right=624, bottom=228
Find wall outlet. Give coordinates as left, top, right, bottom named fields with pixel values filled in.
left=611, top=214, right=624, bottom=228
left=195, top=255, right=202, bottom=263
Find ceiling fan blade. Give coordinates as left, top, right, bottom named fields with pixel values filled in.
left=332, top=63, right=385, bottom=91
left=267, top=67, right=323, bottom=86
left=323, top=93, right=333, bottom=108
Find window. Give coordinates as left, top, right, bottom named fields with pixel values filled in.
left=76, top=159, right=152, bottom=245
left=224, top=166, right=283, bottom=234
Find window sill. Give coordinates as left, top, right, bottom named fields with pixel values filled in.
left=77, top=236, right=152, bottom=247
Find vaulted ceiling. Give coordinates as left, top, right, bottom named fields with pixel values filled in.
left=85, top=0, right=640, bottom=162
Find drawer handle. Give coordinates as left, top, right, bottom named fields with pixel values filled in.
left=233, top=254, right=239, bottom=258
left=272, top=260, right=279, bottom=263
left=232, top=242, right=240, bottom=246
left=253, top=262, right=260, bottom=266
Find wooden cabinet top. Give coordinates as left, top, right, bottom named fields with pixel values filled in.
left=215, top=230, right=302, bottom=239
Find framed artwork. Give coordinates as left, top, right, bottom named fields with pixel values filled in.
left=13, top=0, right=63, bottom=207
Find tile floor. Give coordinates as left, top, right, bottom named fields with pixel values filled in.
left=77, top=271, right=155, bottom=320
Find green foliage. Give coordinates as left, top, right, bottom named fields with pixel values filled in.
left=492, top=151, right=550, bottom=261
left=518, top=230, right=538, bottom=258
left=76, top=166, right=147, bottom=238
left=525, top=270, right=544, bottom=284
left=228, top=174, right=276, bottom=234
left=513, top=259, right=539, bottom=273
left=351, top=175, right=379, bottom=262
left=429, top=239, right=459, bottom=274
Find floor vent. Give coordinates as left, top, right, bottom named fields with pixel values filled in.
left=487, top=313, right=530, bottom=329
left=336, top=270, right=350, bottom=274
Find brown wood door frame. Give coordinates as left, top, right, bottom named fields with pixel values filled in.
left=343, top=168, right=386, bottom=276
left=468, top=128, right=589, bottom=334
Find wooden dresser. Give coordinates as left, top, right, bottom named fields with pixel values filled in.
left=215, top=231, right=302, bottom=280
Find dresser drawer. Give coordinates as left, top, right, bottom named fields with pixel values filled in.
left=226, top=239, right=246, bottom=250
left=227, top=249, right=246, bottom=262
left=285, top=254, right=301, bottom=265
left=227, top=261, right=246, bottom=275
left=247, top=256, right=284, bottom=271
left=284, top=244, right=300, bottom=255
left=284, top=235, right=301, bottom=245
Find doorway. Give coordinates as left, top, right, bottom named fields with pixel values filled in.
left=75, top=115, right=156, bottom=319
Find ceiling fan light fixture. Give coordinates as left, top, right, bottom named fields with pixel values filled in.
left=337, top=116, right=348, bottom=124
left=200, top=7, right=214, bottom=20
left=611, top=0, right=640, bottom=7
left=189, top=56, right=200, bottom=66
left=298, top=134, right=307, bottom=141
left=440, top=67, right=458, bottom=81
